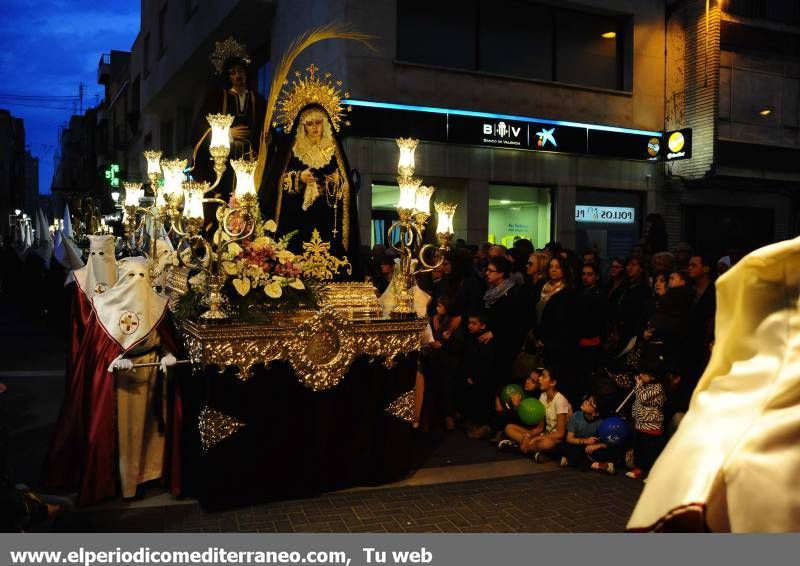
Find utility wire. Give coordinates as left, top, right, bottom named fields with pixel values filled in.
left=0, top=100, right=75, bottom=110
left=0, top=93, right=81, bottom=100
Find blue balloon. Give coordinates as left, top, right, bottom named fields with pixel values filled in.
left=598, top=416, right=630, bottom=446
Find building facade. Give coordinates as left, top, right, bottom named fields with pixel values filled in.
left=0, top=109, right=28, bottom=237
left=133, top=0, right=276, bottom=179
left=101, top=0, right=797, bottom=260
left=664, top=0, right=800, bottom=261
left=276, top=0, right=668, bottom=257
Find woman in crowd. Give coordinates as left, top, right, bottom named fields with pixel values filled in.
left=530, top=256, right=577, bottom=399
left=480, top=256, right=525, bottom=398
left=614, top=256, right=653, bottom=349
left=604, top=257, right=627, bottom=303
left=574, top=262, right=608, bottom=398
left=520, top=251, right=549, bottom=323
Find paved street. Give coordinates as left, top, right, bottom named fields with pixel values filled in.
left=55, top=469, right=643, bottom=533
left=0, top=293, right=643, bottom=533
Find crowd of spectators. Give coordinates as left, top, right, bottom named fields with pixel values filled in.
left=367, top=228, right=720, bottom=481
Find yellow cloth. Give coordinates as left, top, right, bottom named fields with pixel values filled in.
left=628, top=236, right=800, bottom=532
left=115, top=332, right=165, bottom=498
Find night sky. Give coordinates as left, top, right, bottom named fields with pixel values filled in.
left=0, top=0, right=139, bottom=195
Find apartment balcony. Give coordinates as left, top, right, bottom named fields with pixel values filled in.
left=97, top=53, right=111, bottom=85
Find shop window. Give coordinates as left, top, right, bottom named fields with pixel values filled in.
left=370, top=183, right=400, bottom=248
left=488, top=185, right=551, bottom=249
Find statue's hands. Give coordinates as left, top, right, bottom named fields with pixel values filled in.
left=300, top=169, right=316, bottom=185
left=108, top=355, right=133, bottom=372
left=230, top=125, right=250, bottom=141
left=159, top=353, right=178, bottom=373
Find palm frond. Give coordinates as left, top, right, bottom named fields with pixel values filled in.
left=254, top=24, right=375, bottom=187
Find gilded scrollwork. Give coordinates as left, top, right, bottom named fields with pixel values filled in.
left=180, top=310, right=426, bottom=388
left=385, top=390, right=416, bottom=423
left=301, top=229, right=352, bottom=280
left=198, top=406, right=246, bottom=451
left=286, top=309, right=357, bottom=391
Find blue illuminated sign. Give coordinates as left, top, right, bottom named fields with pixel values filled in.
left=345, top=99, right=662, bottom=138
left=345, top=99, right=662, bottom=160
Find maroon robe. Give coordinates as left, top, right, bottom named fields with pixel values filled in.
left=43, top=283, right=95, bottom=491
left=45, top=310, right=183, bottom=505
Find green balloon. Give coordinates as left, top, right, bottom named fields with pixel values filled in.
left=501, top=384, right=524, bottom=405
left=517, top=397, right=545, bottom=426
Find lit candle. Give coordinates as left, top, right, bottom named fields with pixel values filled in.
left=143, top=150, right=162, bottom=177
left=397, top=177, right=421, bottom=211
left=415, top=185, right=434, bottom=215
left=396, top=138, right=418, bottom=177
left=123, top=182, right=144, bottom=207
left=207, top=114, right=234, bottom=152
left=231, top=158, right=257, bottom=198
left=435, top=202, right=457, bottom=235
left=161, top=158, right=188, bottom=197
left=182, top=181, right=208, bottom=222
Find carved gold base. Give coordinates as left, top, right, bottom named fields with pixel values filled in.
left=181, top=310, right=427, bottom=387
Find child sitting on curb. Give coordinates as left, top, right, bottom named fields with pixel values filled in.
left=499, top=367, right=570, bottom=463
left=558, top=394, right=617, bottom=474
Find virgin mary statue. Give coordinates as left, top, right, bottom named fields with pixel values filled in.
left=260, top=67, right=361, bottom=277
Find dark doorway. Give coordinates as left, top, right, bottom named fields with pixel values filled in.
left=683, top=205, right=774, bottom=261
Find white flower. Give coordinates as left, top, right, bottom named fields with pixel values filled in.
left=188, top=272, right=207, bottom=289
left=226, top=242, right=243, bottom=257
left=276, top=249, right=295, bottom=264
left=222, top=261, right=239, bottom=276
left=263, top=219, right=278, bottom=233
left=232, top=277, right=251, bottom=296
left=264, top=281, right=282, bottom=298
left=288, top=278, right=305, bottom=290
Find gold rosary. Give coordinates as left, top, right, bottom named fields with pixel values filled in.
left=323, top=172, right=344, bottom=238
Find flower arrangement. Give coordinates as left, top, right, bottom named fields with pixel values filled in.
left=171, top=219, right=315, bottom=321
left=219, top=219, right=306, bottom=299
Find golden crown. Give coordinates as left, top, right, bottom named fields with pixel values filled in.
left=275, top=64, right=351, bottom=132
left=210, top=36, right=251, bottom=75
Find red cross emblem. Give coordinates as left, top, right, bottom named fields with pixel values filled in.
left=119, top=312, right=140, bottom=335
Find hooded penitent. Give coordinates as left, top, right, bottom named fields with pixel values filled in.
left=32, top=208, right=53, bottom=268
left=73, top=235, right=117, bottom=300
left=53, top=222, right=84, bottom=272
left=93, top=256, right=168, bottom=352
left=628, top=235, right=800, bottom=532
left=46, top=255, right=182, bottom=505
left=152, top=237, right=175, bottom=289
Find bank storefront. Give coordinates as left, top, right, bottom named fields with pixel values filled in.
left=344, top=100, right=662, bottom=258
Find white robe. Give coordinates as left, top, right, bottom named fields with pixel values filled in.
left=628, top=236, right=800, bottom=532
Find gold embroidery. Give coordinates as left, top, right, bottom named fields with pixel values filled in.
left=301, top=229, right=352, bottom=280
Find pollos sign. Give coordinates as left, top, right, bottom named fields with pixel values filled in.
left=575, top=205, right=636, bottom=224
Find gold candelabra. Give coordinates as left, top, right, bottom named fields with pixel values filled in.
left=388, top=138, right=456, bottom=317
left=121, top=111, right=256, bottom=318
left=169, top=172, right=260, bottom=320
